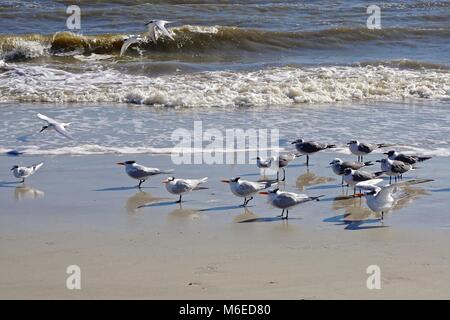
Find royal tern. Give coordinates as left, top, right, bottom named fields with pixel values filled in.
left=11, top=162, right=43, bottom=183
left=384, top=150, right=431, bottom=165
left=377, top=158, right=413, bottom=183
left=343, top=168, right=384, bottom=194
left=37, top=113, right=73, bottom=140
left=162, top=176, right=208, bottom=203
left=221, top=177, right=277, bottom=207
left=347, top=140, right=387, bottom=162
left=329, top=158, right=373, bottom=185
left=117, top=160, right=173, bottom=189
left=273, top=153, right=297, bottom=181
left=292, top=139, right=336, bottom=166
left=259, top=188, right=324, bottom=219
left=120, top=20, right=174, bottom=56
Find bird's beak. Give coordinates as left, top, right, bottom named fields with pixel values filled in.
left=220, top=179, right=230, bottom=184
left=355, top=193, right=365, bottom=197
left=346, top=142, right=351, bottom=145
left=259, top=191, right=269, bottom=195
left=383, top=152, right=389, bottom=155
left=161, top=179, right=169, bottom=184
left=10, top=167, right=15, bottom=171
left=291, top=141, right=296, bottom=144
left=116, top=162, right=125, bottom=166
left=329, top=161, right=334, bottom=165
left=375, top=160, right=381, bottom=163
left=39, top=126, right=46, bottom=133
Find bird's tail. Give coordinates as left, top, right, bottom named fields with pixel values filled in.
left=160, top=169, right=174, bottom=174
left=310, top=195, right=325, bottom=201
left=32, top=162, right=44, bottom=172
left=418, top=156, right=432, bottom=162
left=363, top=161, right=374, bottom=167
left=198, top=177, right=208, bottom=184
left=326, top=144, right=336, bottom=149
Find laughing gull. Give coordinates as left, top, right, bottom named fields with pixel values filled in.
left=221, top=177, right=277, bottom=207
left=162, top=177, right=208, bottom=203
left=273, top=153, right=297, bottom=181
left=384, top=150, right=431, bottom=165
left=120, top=20, right=175, bottom=56
left=343, top=168, right=384, bottom=194
left=347, top=140, right=388, bottom=162
left=11, top=163, right=43, bottom=183
left=255, top=156, right=274, bottom=175
left=117, top=160, right=173, bottom=189
left=292, top=139, right=336, bottom=166
left=259, top=188, right=324, bottom=220
left=377, top=158, right=413, bottom=184
left=37, top=113, right=73, bottom=140
left=329, top=158, right=373, bottom=185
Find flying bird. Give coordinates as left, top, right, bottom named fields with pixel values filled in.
left=117, top=160, right=173, bottom=189
left=259, top=188, right=324, bottom=219
left=37, top=113, right=73, bottom=140
left=162, top=176, right=208, bottom=203
left=292, top=139, right=336, bottom=166
left=221, top=177, right=277, bottom=207
left=11, top=163, right=43, bottom=183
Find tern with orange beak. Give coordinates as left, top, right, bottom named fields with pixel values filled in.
left=162, top=176, right=208, bottom=203
left=259, top=188, right=324, bottom=220
left=221, top=177, right=277, bottom=207
left=117, top=160, right=173, bottom=189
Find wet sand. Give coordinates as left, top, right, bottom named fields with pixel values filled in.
left=0, top=153, right=449, bottom=299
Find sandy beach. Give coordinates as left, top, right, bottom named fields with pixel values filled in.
left=1, top=152, right=449, bottom=299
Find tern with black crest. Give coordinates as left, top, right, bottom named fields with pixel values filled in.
left=221, top=177, right=277, bottom=207
left=117, top=160, right=173, bottom=189
left=37, top=113, right=73, bottom=140
left=162, top=177, right=208, bottom=203
left=11, top=163, right=43, bottom=183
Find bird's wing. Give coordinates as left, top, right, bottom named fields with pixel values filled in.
left=173, top=180, right=193, bottom=193
left=37, top=113, right=57, bottom=125
left=359, top=143, right=374, bottom=153
left=29, top=162, right=44, bottom=173
left=147, top=24, right=158, bottom=42
left=53, top=124, right=74, bottom=140
left=137, top=165, right=161, bottom=175
left=356, top=178, right=383, bottom=188
left=155, top=21, right=174, bottom=40
left=352, top=170, right=374, bottom=181
left=239, top=181, right=259, bottom=194
left=391, top=161, right=411, bottom=173
left=120, top=36, right=141, bottom=56
left=273, top=192, right=300, bottom=207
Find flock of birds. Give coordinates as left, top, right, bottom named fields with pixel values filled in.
left=9, top=113, right=434, bottom=221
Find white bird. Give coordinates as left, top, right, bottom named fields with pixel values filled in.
left=146, top=20, right=174, bottom=43
left=37, top=113, right=73, bottom=140
left=357, top=179, right=433, bottom=220
left=221, top=177, right=277, bottom=207
left=120, top=35, right=144, bottom=57
left=329, top=158, right=373, bottom=185
left=117, top=160, right=173, bottom=189
left=162, top=176, right=208, bottom=203
left=11, top=162, right=43, bottom=183
left=255, top=156, right=274, bottom=175
left=120, top=20, right=175, bottom=56
left=347, top=140, right=387, bottom=162
left=377, top=158, right=413, bottom=184
left=273, top=153, right=298, bottom=181
left=259, top=188, right=324, bottom=219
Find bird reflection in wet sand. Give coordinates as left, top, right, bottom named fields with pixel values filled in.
left=126, top=191, right=166, bottom=214
left=296, top=169, right=335, bottom=191
left=167, top=206, right=203, bottom=222
left=14, top=186, right=45, bottom=200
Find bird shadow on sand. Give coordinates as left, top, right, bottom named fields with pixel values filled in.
left=0, top=181, right=22, bottom=188
left=237, top=216, right=301, bottom=223
left=307, top=184, right=345, bottom=191
left=199, top=204, right=250, bottom=212
left=94, top=186, right=157, bottom=192
left=138, top=200, right=192, bottom=208
left=430, top=188, right=450, bottom=192
left=323, top=214, right=388, bottom=231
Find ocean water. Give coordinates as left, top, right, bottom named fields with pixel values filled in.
left=0, top=1, right=449, bottom=155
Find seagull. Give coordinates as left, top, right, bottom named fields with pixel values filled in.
left=329, top=158, right=373, bottom=185
left=37, top=113, right=73, bottom=140
left=259, top=188, right=324, bottom=219
left=117, top=160, right=173, bottom=189
left=377, top=158, right=413, bottom=184
left=292, top=139, right=336, bottom=166
left=162, top=176, right=208, bottom=203
left=11, top=163, right=43, bottom=183
left=120, top=20, right=174, bottom=56
left=221, top=177, right=277, bottom=207
left=255, top=156, right=274, bottom=175
left=384, top=150, right=431, bottom=165
left=273, top=153, right=298, bottom=181
left=356, top=179, right=434, bottom=220
left=347, top=140, right=387, bottom=162
left=343, top=168, right=384, bottom=194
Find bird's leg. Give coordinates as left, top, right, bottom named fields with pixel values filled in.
left=278, top=209, right=284, bottom=218
left=21, top=179, right=25, bottom=183
left=242, top=197, right=247, bottom=207
left=389, top=176, right=392, bottom=184
left=282, top=168, right=286, bottom=181
left=246, top=197, right=253, bottom=206
left=353, top=186, right=356, bottom=195
left=138, top=180, right=144, bottom=189
left=285, top=210, right=289, bottom=220
left=176, top=195, right=182, bottom=203
left=381, top=212, right=384, bottom=221
left=306, top=155, right=309, bottom=167
left=277, top=170, right=279, bottom=181
left=341, top=176, right=344, bottom=185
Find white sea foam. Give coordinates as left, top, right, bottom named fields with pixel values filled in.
left=0, top=63, right=449, bottom=106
